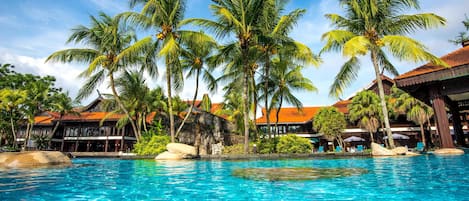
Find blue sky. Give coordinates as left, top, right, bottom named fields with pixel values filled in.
left=1, top=0, right=468, bottom=109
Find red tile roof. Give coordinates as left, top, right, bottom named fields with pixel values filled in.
left=256, top=107, right=324, bottom=124
left=34, top=116, right=54, bottom=125
left=332, top=100, right=351, bottom=114
left=396, top=45, right=469, bottom=80
left=60, top=112, right=124, bottom=122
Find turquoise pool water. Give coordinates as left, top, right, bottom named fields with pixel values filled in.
left=1, top=154, right=468, bottom=200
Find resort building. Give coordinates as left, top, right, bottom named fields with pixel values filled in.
left=256, top=76, right=431, bottom=149
left=395, top=40, right=469, bottom=148
left=16, top=96, right=234, bottom=153
left=17, top=96, right=139, bottom=152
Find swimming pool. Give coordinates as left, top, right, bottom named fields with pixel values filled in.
left=1, top=154, right=468, bottom=200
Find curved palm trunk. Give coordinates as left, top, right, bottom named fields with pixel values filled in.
left=176, top=68, right=200, bottom=137
left=251, top=74, right=258, bottom=140
left=419, top=124, right=426, bottom=149
left=242, top=49, right=250, bottom=154
left=167, top=58, right=176, bottom=143
left=371, top=51, right=395, bottom=148
left=275, top=96, right=283, bottom=138
left=368, top=130, right=375, bottom=143
left=51, top=115, right=63, bottom=138
left=109, top=74, right=141, bottom=142
left=263, top=53, right=271, bottom=138
left=9, top=114, right=17, bottom=149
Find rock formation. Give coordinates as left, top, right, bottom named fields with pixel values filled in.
left=155, top=143, right=197, bottom=160
left=0, top=151, right=72, bottom=168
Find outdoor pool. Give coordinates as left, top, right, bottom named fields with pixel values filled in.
left=1, top=154, right=468, bottom=200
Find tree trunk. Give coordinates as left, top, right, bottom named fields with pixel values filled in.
left=369, top=130, right=375, bottom=143
left=275, top=96, right=283, bottom=138
left=251, top=74, right=258, bottom=140
left=242, top=48, right=250, bottom=154
left=109, top=74, right=141, bottom=142
left=51, top=115, right=62, bottom=138
left=23, top=122, right=31, bottom=149
left=195, top=114, right=201, bottom=157
left=371, top=51, right=395, bottom=148
left=264, top=53, right=271, bottom=138
left=419, top=124, right=426, bottom=149
left=176, top=68, right=200, bottom=137
left=166, top=57, right=175, bottom=143
left=9, top=114, right=17, bottom=149
left=143, top=113, right=148, bottom=133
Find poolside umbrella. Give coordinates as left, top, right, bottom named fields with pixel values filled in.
left=383, top=133, right=410, bottom=140
left=344, top=136, right=365, bottom=142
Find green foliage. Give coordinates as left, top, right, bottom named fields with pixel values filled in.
left=276, top=134, right=312, bottom=154
left=222, top=143, right=255, bottom=154
left=257, top=137, right=278, bottom=154
left=133, top=132, right=170, bottom=156
left=313, top=107, right=346, bottom=140
left=31, top=134, right=51, bottom=150
left=348, top=90, right=382, bottom=133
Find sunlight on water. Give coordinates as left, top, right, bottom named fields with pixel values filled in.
left=0, top=155, right=468, bottom=200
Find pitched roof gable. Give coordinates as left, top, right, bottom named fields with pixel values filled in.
left=256, top=107, right=323, bottom=124
left=396, top=45, right=469, bottom=80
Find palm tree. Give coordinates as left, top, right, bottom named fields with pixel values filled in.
left=257, top=0, right=321, bottom=137
left=349, top=90, right=382, bottom=143
left=261, top=49, right=317, bottom=137
left=184, top=0, right=270, bottom=153
left=392, top=86, right=433, bottom=149
left=321, top=0, right=447, bottom=148
left=46, top=12, right=152, bottom=141
left=49, top=92, right=77, bottom=138
left=0, top=89, right=27, bottom=148
left=175, top=34, right=218, bottom=137
left=124, top=0, right=214, bottom=143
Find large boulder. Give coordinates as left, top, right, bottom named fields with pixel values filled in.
left=155, top=151, right=185, bottom=160
left=405, top=151, right=421, bottom=156
left=371, top=143, right=396, bottom=156
left=434, top=148, right=464, bottom=155
left=166, top=143, right=196, bottom=156
left=392, top=147, right=408, bottom=155
left=0, top=151, right=72, bottom=168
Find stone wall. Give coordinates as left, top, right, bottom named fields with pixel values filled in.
left=176, top=111, right=235, bottom=155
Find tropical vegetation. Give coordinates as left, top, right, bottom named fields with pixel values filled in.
left=321, top=0, right=446, bottom=148
left=1, top=0, right=455, bottom=154
left=313, top=107, right=347, bottom=149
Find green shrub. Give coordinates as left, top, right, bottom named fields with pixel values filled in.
left=276, top=134, right=312, bottom=154
left=133, top=132, right=170, bottom=156
left=257, top=137, right=278, bottom=154
left=223, top=143, right=255, bottom=154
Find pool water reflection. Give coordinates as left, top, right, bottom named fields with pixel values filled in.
left=0, top=154, right=468, bottom=200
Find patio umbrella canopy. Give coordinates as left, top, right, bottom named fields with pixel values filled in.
left=383, top=133, right=410, bottom=140
left=344, top=136, right=366, bottom=142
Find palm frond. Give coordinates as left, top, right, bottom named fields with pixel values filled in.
left=329, top=57, right=360, bottom=98
left=382, top=35, right=448, bottom=67
left=320, top=30, right=356, bottom=54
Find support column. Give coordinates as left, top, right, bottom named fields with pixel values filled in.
left=450, top=104, right=466, bottom=147
left=430, top=87, right=454, bottom=148
left=60, top=126, right=66, bottom=152
left=86, top=140, right=91, bottom=152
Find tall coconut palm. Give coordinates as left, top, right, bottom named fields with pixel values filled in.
left=265, top=49, right=317, bottom=136
left=183, top=0, right=270, bottom=153
left=321, top=0, right=447, bottom=148
left=392, top=86, right=433, bottom=149
left=257, top=0, right=321, bottom=137
left=124, top=0, right=214, bottom=143
left=46, top=12, right=152, bottom=141
left=175, top=34, right=218, bottom=137
left=349, top=90, right=382, bottom=143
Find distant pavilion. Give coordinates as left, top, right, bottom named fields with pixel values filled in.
left=395, top=41, right=469, bottom=148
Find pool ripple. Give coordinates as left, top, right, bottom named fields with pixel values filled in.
left=0, top=155, right=468, bottom=200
